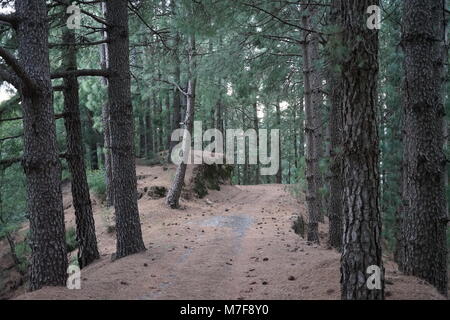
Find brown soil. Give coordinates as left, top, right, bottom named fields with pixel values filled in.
left=4, top=163, right=447, bottom=300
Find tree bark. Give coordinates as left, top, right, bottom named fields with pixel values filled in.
left=275, top=101, right=282, bottom=184
left=338, top=0, right=384, bottom=300
left=166, top=34, right=196, bottom=209
left=326, top=0, right=343, bottom=251
left=138, top=112, right=146, bottom=157
left=106, top=0, right=146, bottom=258
left=400, top=0, right=448, bottom=296
left=102, top=103, right=114, bottom=207
left=61, top=17, right=99, bottom=269
left=253, top=102, right=260, bottom=185
left=310, top=27, right=325, bottom=222
left=301, top=13, right=320, bottom=244
left=145, top=99, right=153, bottom=159
left=169, top=38, right=182, bottom=162
left=16, top=0, right=68, bottom=290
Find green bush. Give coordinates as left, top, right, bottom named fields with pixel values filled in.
left=87, top=170, right=106, bottom=199
left=65, top=227, right=78, bottom=252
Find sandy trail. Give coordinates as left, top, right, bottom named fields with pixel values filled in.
left=13, top=165, right=446, bottom=300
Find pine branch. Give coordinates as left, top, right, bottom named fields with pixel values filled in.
left=0, top=47, right=35, bottom=91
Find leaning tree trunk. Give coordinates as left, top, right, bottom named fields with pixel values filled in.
left=401, top=0, right=448, bottom=296
left=16, top=0, right=68, bottom=290
left=338, top=0, right=384, bottom=300
left=61, top=18, right=99, bottom=269
left=166, top=34, right=196, bottom=209
left=106, top=0, right=146, bottom=258
left=301, top=13, right=320, bottom=244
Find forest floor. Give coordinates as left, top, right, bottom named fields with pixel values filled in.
left=1, top=163, right=447, bottom=300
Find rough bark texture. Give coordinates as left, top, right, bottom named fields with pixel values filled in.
left=102, top=103, right=114, bottom=208
left=327, top=0, right=343, bottom=251
left=16, top=0, right=68, bottom=290
left=61, top=22, right=99, bottom=269
left=301, top=12, right=320, bottom=244
left=338, top=0, right=384, bottom=300
left=166, top=34, right=196, bottom=209
left=169, top=39, right=182, bottom=162
left=310, top=27, right=325, bottom=222
left=99, top=1, right=113, bottom=207
left=400, top=0, right=448, bottom=296
left=106, top=0, right=146, bottom=258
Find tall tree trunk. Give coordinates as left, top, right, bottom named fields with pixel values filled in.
left=99, top=1, right=113, bottom=207
left=166, top=34, right=196, bottom=209
left=400, top=0, right=448, bottom=296
left=145, top=99, right=153, bottom=159
left=85, top=110, right=99, bottom=170
left=301, top=13, right=320, bottom=243
left=275, top=102, right=282, bottom=184
left=106, top=0, right=146, bottom=258
left=61, top=16, right=99, bottom=269
left=164, top=90, right=171, bottom=151
left=16, top=0, right=68, bottom=290
left=169, top=36, right=182, bottom=162
left=102, top=103, right=114, bottom=207
left=338, top=0, right=384, bottom=300
left=89, top=141, right=99, bottom=170
left=138, top=113, right=146, bottom=157
left=326, top=0, right=343, bottom=251
left=293, top=106, right=298, bottom=170
left=152, top=92, right=158, bottom=155
left=253, top=102, right=260, bottom=184
left=310, top=28, right=325, bottom=222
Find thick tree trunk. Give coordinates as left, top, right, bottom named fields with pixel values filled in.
left=166, top=34, right=196, bottom=209
left=400, top=0, right=448, bottom=296
left=338, top=0, right=384, bottom=300
left=61, top=21, right=99, bottom=269
left=301, top=13, right=320, bottom=244
left=106, top=0, right=146, bottom=258
left=16, top=0, right=68, bottom=291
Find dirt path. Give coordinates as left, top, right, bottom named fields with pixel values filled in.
left=14, top=165, right=446, bottom=300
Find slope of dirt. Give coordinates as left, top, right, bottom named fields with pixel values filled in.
left=8, top=164, right=447, bottom=300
